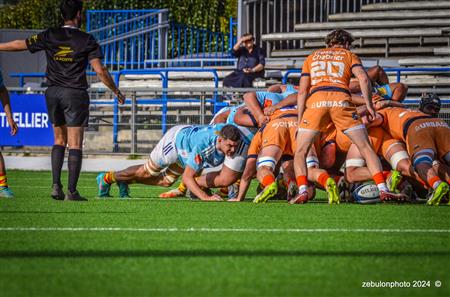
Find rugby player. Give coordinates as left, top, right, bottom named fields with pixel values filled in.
left=350, top=65, right=408, bottom=102
left=369, top=106, right=450, bottom=205
left=0, top=70, right=18, bottom=198
left=97, top=124, right=242, bottom=201
left=0, top=0, right=125, bottom=201
left=293, top=29, right=405, bottom=204
left=159, top=104, right=257, bottom=199
left=419, top=93, right=441, bottom=117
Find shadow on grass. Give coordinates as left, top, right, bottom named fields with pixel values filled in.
left=0, top=250, right=449, bottom=258
left=0, top=211, right=134, bottom=214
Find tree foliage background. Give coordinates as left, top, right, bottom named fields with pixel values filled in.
left=0, top=0, right=237, bottom=32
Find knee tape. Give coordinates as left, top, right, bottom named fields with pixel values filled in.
left=257, top=156, right=276, bottom=170
left=163, top=172, right=179, bottom=184
left=306, top=156, right=319, bottom=168
left=389, top=151, right=409, bottom=170
left=413, top=154, right=433, bottom=168
left=345, top=158, right=366, bottom=168
left=144, top=160, right=162, bottom=176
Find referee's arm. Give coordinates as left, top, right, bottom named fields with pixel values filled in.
left=90, top=58, right=125, bottom=104
left=0, top=40, right=27, bottom=51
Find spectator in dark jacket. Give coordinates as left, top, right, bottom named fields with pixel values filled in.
left=223, top=33, right=265, bottom=88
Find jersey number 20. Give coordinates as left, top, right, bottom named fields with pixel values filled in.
left=311, top=61, right=345, bottom=78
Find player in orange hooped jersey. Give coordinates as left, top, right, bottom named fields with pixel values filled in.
left=373, top=107, right=450, bottom=205
left=293, top=29, right=405, bottom=204
left=342, top=127, right=412, bottom=193
left=235, top=117, right=298, bottom=202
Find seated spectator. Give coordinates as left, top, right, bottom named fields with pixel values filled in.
left=223, top=33, right=265, bottom=88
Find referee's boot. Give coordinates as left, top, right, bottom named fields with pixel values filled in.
left=65, top=190, right=88, bottom=201
left=51, top=184, right=65, bottom=200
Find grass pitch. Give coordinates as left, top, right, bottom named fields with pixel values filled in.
left=0, top=170, right=449, bottom=297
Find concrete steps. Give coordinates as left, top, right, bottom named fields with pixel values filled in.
left=328, top=10, right=450, bottom=21
left=303, top=37, right=448, bottom=48
left=361, top=1, right=450, bottom=11
left=295, top=19, right=450, bottom=31
left=271, top=46, right=437, bottom=58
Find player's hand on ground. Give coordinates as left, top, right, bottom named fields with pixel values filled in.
left=227, top=198, right=241, bottom=202
left=204, top=194, right=223, bottom=201
left=115, top=89, right=126, bottom=105
left=7, top=117, right=18, bottom=136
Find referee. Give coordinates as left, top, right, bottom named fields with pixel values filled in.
left=0, top=0, right=125, bottom=201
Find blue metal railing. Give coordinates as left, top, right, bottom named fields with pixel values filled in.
left=229, top=17, right=237, bottom=51
left=86, top=10, right=236, bottom=70
left=87, top=9, right=169, bottom=71
left=168, top=22, right=232, bottom=63
left=12, top=66, right=450, bottom=150
left=10, top=69, right=219, bottom=151
left=87, top=9, right=161, bottom=32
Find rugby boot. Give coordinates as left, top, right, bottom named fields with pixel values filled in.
left=96, top=173, right=111, bottom=198
left=253, top=182, right=278, bottom=203
left=379, top=190, right=408, bottom=202
left=0, top=186, right=14, bottom=198
left=386, top=170, right=402, bottom=193
left=326, top=177, right=340, bottom=204
left=117, top=182, right=131, bottom=198
left=426, top=182, right=449, bottom=206
left=289, top=191, right=309, bottom=205
left=160, top=188, right=185, bottom=198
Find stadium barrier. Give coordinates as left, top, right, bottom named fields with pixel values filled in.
left=5, top=66, right=450, bottom=153
left=1, top=87, right=261, bottom=153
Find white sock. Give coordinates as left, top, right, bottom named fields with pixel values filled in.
left=377, top=183, right=388, bottom=192
left=298, top=185, right=308, bottom=194
left=432, top=180, right=442, bottom=190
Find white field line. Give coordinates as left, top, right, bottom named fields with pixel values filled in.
left=0, top=227, right=449, bottom=233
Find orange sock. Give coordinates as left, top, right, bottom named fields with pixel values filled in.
left=103, top=172, right=116, bottom=184
left=317, top=172, right=330, bottom=189
left=296, top=175, right=308, bottom=187
left=0, top=174, right=7, bottom=187
left=382, top=171, right=390, bottom=180
left=372, top=172, right=385, bottom=185
left=261, top=175, right=275, bottom=187
left=427, top=176, right=441, bottom=189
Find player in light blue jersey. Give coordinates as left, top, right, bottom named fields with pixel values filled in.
left=160, top=104, right=258, bottom=199
left=243, top=84, right=298, bottom=127
left=96, top=124, right=242, bottom=201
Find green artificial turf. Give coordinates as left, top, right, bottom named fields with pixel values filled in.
left=0, top=170, right=449, bottom=297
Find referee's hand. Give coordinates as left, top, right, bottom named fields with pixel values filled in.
left=115, top=89, right=126, bottom=105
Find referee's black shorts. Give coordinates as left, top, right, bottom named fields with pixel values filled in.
left=45, top=86, right=90, bottom=127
